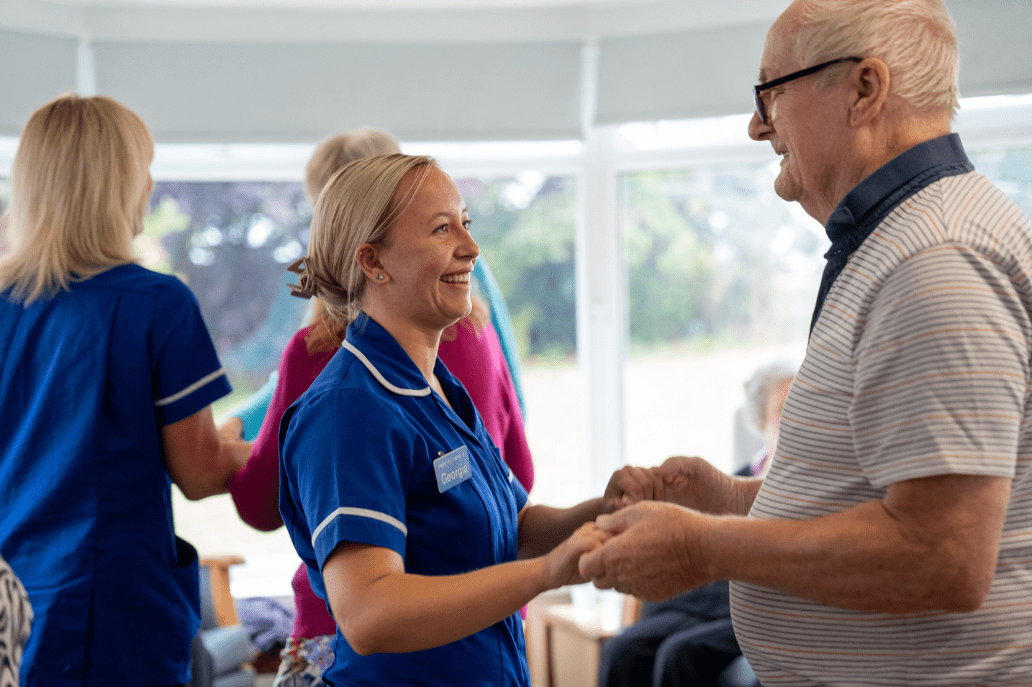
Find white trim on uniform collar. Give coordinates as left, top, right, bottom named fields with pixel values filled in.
left=341, top=340, right=432, bottom=397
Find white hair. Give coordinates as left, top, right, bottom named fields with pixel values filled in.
left=744, top=360, right=797, bottom=431
left=792, top=0, right=960, bottom=118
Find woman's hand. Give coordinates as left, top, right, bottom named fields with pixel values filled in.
left=540, top=522, right=612, bottom=589
left=579, top=501, right=711, bottom=601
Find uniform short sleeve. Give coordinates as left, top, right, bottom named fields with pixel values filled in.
left=279, top=387, right=416, bottom=572
left=509, top=465, right=529, bottom=512
left=851, top=245, right=1031, bottom=488
left=150, top=279, right=231, bottom=425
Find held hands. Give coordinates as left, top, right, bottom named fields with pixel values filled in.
left=541, top=522, right=612, bottom=590
left=652, top=456, right=745, bottom=515
left=580, top=456, right=737, bottom=601
left=603, top=465, right=666, bottom=512
left=217, top=416, right=245, bottom=441
left=216, top=416, right=252, bottom=475
left=578, top=502, right=713, bottom=601
left=602, top=456, right=733, bottom=513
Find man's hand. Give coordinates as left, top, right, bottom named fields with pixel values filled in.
left=653, top=456, right=759, bottom=516
left=602, top=465, right=665, bottom=512
left=578, top=501, right=712, bottom=601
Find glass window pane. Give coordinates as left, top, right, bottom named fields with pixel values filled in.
left=455, top=173, right=586, bottom=507
left=144, top=181, right=312, bottom=405
left=622, top=161, right=827, bottom=475
left=967, top=146, right=1032, bottom=218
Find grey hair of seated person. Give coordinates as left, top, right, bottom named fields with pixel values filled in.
left=743, top=361, right=797, bottom=432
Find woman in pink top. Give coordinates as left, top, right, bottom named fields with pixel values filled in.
left=227, top=128, right=534, bottom=687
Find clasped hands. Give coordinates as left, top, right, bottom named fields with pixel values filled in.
left=566, top=456, right=735, bottom=601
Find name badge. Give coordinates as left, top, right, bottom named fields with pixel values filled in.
left=434, top=445, right=473, bottom=493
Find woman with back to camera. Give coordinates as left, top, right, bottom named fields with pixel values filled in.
left=279, top=153, right=653, bottom=685
left=226, top=129, right=534, bottom=686
left=0, top=93, right=249, bottom=686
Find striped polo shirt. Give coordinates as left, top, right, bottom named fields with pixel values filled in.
left=731, top=136, right=1032, bottom=686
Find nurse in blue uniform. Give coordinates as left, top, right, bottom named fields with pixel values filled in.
left=279, top=154, right=654, bottom=686
left=0, top=94, right=251, bottom=686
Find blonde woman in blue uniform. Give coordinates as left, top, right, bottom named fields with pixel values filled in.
left=0, top=94, right=249, bottom=686
left=280, top=154, right=652, bottom=686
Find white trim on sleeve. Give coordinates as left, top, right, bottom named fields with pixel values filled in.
left=311, top=507, right=408, bottom=548
left=155, top=369, right=226, bottom=407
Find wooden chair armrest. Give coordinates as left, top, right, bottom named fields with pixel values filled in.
left=200, top=555, right=246, bottom=627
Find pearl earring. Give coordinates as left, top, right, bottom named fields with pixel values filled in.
left=376, top=274, right=385, bottom=281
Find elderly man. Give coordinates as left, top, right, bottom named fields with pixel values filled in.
left=580, top=0, right=1032, bottom=684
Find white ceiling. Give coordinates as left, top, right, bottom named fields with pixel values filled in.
left=31, top=0, right=656, bottom=6
left=1, top=0, right=791, bottom=42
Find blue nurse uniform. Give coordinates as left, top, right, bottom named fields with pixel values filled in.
left=279, top=314, right=531, bottom=686
left=0, top=264, right=231, bottom=686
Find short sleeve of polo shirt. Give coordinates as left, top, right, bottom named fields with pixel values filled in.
left=150, top=278, right=231, bottom=425
left=851, top=244, right=1031, bottom=488
left=281, top=387, right=416, bottom=570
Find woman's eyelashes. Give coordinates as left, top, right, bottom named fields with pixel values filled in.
left=433, top=218, right=472, bottom=234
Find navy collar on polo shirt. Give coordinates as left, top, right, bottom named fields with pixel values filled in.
left=810, top=133, right=974, bottom=332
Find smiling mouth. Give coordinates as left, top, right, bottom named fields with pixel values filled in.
left=441, top=273, right=471, bottom=284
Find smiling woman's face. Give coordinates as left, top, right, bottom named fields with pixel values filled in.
left=374, top=166, right=480, bottom=332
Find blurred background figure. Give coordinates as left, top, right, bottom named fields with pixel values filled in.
left=0, top=93, right=248, bottom=685
left=741, top=361, right=795, bottom=477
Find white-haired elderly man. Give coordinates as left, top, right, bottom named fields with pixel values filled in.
left=579, top=0, right=1032, bottom=684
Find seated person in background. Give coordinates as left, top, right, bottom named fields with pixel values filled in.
left=742, top=361, right=795, bottom=477
left=278, top=153, right=651, bottom=686
left=226, top=128, right=533, bottom=687
left=597, top=361, right=795, bottom=687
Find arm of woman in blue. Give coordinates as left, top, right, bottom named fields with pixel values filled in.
left=165, top=406, right=251, bottom=500
left=322, top=469, right=652, bottom=655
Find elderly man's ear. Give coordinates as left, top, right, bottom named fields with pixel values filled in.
left=848, top=57, right=891, bottom=127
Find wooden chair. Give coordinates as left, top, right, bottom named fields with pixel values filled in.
left=200, top=555, right=245, bottom=626
left=189, top=556, right=256, bottom=687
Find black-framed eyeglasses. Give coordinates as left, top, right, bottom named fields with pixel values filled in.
left=752, top=57, right=863, bottom=124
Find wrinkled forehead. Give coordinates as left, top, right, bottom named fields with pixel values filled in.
left=758, top=6, right=801, bottom=81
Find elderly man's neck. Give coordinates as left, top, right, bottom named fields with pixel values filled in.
left=814, top=107, right=952, bottom=225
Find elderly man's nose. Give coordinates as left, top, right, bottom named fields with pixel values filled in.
left=748, top=109, right=773, bottom=141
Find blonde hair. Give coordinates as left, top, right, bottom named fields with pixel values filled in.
left=792, top=0, right=960, bottom=118
left=304, top=128, right=401, bottom=204
left=292, top=154, right=438, bottom=340
left=0, top=93, right=154, bottom=304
